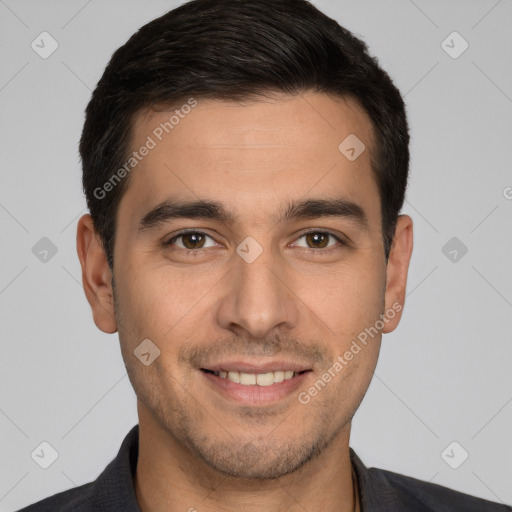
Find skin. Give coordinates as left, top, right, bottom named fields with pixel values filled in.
left=77, top=92, right=413, bottom=512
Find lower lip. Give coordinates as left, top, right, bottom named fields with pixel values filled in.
left=201, top=370, right=311, bottom=404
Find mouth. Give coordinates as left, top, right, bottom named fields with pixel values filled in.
left=200, top=368, right=310, bottom=386
left=199, top=364, right=313, bottom=404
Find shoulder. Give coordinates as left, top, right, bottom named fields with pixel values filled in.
left=14, top=425, right=141, bottom=512
left=368, top=466, right=511, bottom=512
left=14, top=482, right=96, bottom=512
left=350, top=449, right=511, bottom=512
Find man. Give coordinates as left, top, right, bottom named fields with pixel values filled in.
left=17, top=0, right=511, bottom=511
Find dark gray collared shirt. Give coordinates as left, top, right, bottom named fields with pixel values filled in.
left=16, top=424, right=511, bottom=512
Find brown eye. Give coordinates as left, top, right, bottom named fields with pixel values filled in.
left=164, top=231, right=216, bottom=250
left=304, top=232, right=330, bottom=249
left=181, top=232, right=206, bottom=249
left=294, top=231, right=343, bottom=250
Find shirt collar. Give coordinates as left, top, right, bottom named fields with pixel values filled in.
left=88, top=424, right=141, bottom=511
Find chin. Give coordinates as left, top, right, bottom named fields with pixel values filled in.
left=186, top=432, right=329, bottom=481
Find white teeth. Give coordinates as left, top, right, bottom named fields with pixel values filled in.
left=218, top=370, right=298, bottom=385
left=227, top=371, right=240, bottom=383
left=239, top=373, right=257, bottom=385
left=256, top=372, right=274, bottom=386
left=273, top=371, right=285, bottom=383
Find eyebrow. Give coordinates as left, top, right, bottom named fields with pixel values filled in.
left=138, top=196, right=369, bottom=233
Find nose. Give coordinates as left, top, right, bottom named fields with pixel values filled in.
left=216, top=242, right=300, bottom=339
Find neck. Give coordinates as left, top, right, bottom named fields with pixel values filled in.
left=134, top=408, right=357, bottom=512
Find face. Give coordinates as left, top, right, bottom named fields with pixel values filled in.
left=78, top=92, right=412, bottom=480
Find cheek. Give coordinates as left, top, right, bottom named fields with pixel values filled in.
left=116, top=262, right=218, bottom=344
left=122, top=274, right=165, bottom=327
left=301, top=262, right=385, bottom=337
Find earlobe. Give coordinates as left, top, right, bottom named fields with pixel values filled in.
left=76, top=214, right=118, bottom=334
left=382, top=214, right=413, bottom=334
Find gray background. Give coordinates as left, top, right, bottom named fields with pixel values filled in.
left=1, top=0, right=511, bottom=509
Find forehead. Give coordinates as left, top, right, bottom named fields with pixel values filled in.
left=120, top=92, right=380, bottom=227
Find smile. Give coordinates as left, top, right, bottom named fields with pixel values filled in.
left=202, top=369, right=305, bottom=386
left=200, top=366, right=312, bottom=404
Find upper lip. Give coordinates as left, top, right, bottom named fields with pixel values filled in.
left=201, top=360, right=312, bottom=373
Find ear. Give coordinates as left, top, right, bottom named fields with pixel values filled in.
left=76, top=214, right=117, bottom=334
left=382, top=214, right=413, bottom=333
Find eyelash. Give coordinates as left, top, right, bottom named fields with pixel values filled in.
left=163, top=229, right=347, bottom=254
